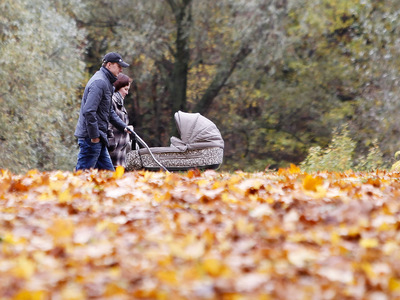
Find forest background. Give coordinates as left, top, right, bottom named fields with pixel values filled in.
left=1, top=0, right=400, bottom=174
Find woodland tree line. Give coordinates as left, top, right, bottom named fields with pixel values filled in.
left=1, top=0, right=400, bottom=173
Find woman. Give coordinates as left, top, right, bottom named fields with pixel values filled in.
left=107, top=73, right=133, bottom=168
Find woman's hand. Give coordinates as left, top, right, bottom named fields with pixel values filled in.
left=125, top=125, right=134, bottom=134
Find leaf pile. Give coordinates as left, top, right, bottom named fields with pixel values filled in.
left=1, top=167, right=400, bottom=299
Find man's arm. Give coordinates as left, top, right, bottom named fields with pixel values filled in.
left=109, top=105, right=129, bottom=132
left=82, top=81, right=103, bottom=141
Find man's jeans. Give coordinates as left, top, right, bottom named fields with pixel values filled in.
left=76, top=138, right=115, bottom=171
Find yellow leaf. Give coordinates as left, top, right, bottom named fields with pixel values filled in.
left=13, top=290, right=46, bottom=300
left=330, top=232, right=340, bottom=245
left=227, top=175, right=243, bottom=185
left=26, top=169, right=39, bottom=177
left=49, top=180, right=63, bottom=192
left=389, top=277, right=400, bottom=292
left=54, top=171, right=67, bottom=180
left=361, top=263, right=376, bottom=280
left=59, top=188, right=72, bottom=203
left=113, top=165, right=125, bottom=179
left=222, top=192, right=238, bottom=204
left=12, top=257, right=36, bottom=279
left=1, top=168, right=11, bottom=177
left=95, top=220, right=119, bottom=234
left=3, top=233, right=21, bottom=245
left=196, top=179, right=209, bottom=187
left=156, top=291, right=168, bottom=300
left=157, top=255, right=173, bottom=267
left=203, top=258, right=223, bottom=276
left=359, top=237, right=379, bottom=248
left=154, top=190, right=171, bottom=202
left=236, top=217, right=255, bottom=234
left=38, top=192, right=52, bottom=201
left=61, top=283, right=86, bottom=300
left=156, top=270, right=178, bottom=284
left=109, top=266, right=122, bottom=278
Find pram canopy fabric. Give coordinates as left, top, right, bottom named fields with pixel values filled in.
left=170, top=111, right=224, bottom=152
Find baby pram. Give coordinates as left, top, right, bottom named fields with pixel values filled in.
left=125, top=111, right=224, bottom=171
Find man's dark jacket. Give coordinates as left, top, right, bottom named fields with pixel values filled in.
left=74, top=67, right=127, bottom=147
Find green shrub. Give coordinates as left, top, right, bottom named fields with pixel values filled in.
left=301, top=125, right=384, bottom=172
left=356, top=140, right=384, bottom=172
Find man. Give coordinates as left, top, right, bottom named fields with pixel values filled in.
left=74, top=52, right=132, bottom=171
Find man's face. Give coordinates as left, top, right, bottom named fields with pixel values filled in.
left=107, top=62, right=123, bottom=77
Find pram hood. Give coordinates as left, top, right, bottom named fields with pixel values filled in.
left=170, top=111, right=224, bottom=151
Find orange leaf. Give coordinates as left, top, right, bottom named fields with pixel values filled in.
left=47, top=219, right=74, bottom=242
left=289, top=163, right=301, bottom=174
left=302, top=174, right=323, bottom=191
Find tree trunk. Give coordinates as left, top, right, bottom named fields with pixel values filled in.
left=166, top=0, right=192, bottom=115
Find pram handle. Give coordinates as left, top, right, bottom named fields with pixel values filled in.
left=125, top=127, right=169, bottom=172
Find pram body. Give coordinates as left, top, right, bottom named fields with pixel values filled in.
left=125, top=111, right=224, bottom=171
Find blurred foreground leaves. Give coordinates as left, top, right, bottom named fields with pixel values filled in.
left=1, top=167, right=400, bottom=299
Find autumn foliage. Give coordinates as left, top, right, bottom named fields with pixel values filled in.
left=1, top=166, right=400, bottom=299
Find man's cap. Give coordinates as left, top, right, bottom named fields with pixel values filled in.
left=103, top=52, right=129, bottom=68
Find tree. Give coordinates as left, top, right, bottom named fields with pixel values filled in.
left=202, top=0, right=400, bottom=170
left=0, top=0, right=86, bottom=173
left=76, top=0, right=400, bottom=171
left=286, top=0, right=400, bottom=165
left=78, top=0, right=289, bottom=143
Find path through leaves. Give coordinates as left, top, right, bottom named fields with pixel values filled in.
left=1, top=166, right=400, bottom=299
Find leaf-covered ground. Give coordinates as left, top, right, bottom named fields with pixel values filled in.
left=1, top=166, right=400, bottom=299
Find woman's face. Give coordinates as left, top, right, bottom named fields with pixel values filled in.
left=119, top=84, right=130, bottom=99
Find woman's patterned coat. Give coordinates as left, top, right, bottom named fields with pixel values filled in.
left=107, top=92, right=131, bottom=167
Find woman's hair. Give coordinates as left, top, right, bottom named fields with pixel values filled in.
left=114, top=73, right=132, bottom=91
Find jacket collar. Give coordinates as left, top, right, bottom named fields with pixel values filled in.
left=101, top=66, right=117, bottom=84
